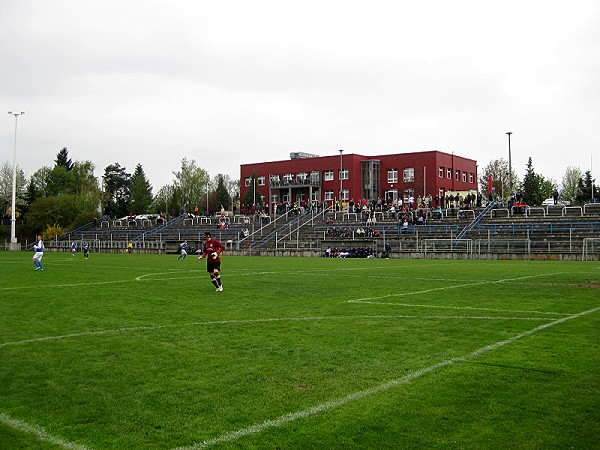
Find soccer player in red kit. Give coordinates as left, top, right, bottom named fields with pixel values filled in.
left=198, top=231, right=226, bottom=291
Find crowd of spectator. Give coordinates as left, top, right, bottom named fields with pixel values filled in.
left=325, top=226, right=380, bottom=238
left=323, top=247, right=376, bottom=258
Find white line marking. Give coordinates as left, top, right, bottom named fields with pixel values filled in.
left=173, top=306, right=600, bottom=450
left=0, top=315, right=552, bottom=349
left=0, top=279, right=133, bottom=291
left=350, top=273, right=564, bottom=302
left=347, top=301, right=571, bottom=316
left=0, top=413, right=92, bottom=450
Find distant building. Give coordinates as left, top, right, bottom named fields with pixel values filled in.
left=240, top=150, right=477, bottom=210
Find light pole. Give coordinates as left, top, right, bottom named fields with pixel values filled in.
left=339, top=149, right=344, bottom=204
left=8, top=111, right=24, bottom=249
left=506, top=132, right=513, bottom=195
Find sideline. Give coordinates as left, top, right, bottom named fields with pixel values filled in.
left=173, top=306, right=600, bottom=450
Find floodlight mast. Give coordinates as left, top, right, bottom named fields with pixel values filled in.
left=8, top=111, right=25, bottom=249
left=506, top=132, right=513, bottom=196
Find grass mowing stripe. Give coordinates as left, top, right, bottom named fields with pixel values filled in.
left=175, top=305, right=600, bottom=450
left=0, top=314, right=554, bottom=349
left=0, top=413, right=91, bottom=450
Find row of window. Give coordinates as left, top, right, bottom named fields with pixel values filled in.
left=268, top=186, right=468, bottom=207
left=438, top=166, right=475, bottom=183
left=245, top=166, right=475, bottom=187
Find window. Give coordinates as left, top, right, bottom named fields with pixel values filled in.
left=439, top=187, right=445, bottom=199
left=257, top=176, right=265, bottom=186
left=283, top=173, right=293, bottom=183
left=341, top=189, right=349, bottom=201
left=387, top=169, right=398, bottom=183
left=455, top=169, right=460, bottom=181
left=297, top=172, right=307, bottom=180
left=439, top=167, right=444, bottom=178
left=324, top=190, right=334, bottom=201
left=462, top=172, right=466, bottom=182
left=447, top=168, right=452, bottom=179
left=324, top=170, right=334, bottom=181
left=339, top=168, right=349, bottom=180
left=403, top=168, right=414, bottom=182
left=469, top=173, right=474, bottom=183
left=244, top=178, right=251, bottom=187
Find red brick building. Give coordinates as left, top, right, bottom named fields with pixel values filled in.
left=240, top=150, right=478, bottom=210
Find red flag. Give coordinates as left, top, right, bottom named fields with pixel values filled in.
left=488, top=175, right=493, bottom=194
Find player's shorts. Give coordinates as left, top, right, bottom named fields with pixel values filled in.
left=33, top=252, right=44, bottom=261
left=207, top=261, right=221, bottom=273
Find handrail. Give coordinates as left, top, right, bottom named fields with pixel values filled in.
left=56, top=215, right=110, bottom=241
left=133, top=214, right=187, bottom=241
left=276, top=207, right=333, bottom=244
left=455, top=201, right=495, bottom=242
left=248, top=206, right=333, bottom=252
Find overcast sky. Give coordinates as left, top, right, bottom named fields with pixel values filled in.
left=1, top=0, right=599, bottom=191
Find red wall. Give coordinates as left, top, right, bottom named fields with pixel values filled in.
left=240, top=151, right=477, bottom=207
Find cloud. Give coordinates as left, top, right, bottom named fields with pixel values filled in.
left=2, top=0, right=599, bottom=191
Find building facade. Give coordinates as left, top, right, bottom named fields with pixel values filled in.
left=240, top=150, right=478, bottom=210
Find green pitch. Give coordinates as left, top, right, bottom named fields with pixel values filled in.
left=0, top=252, right=598, bottom=449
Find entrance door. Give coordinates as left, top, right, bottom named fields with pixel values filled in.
left=385, top=189, right=398, bottom=205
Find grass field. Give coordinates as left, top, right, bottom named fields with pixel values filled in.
left=0, top=251, right=598, bottom=449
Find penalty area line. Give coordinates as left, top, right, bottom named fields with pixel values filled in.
left=349, top=272, right=565, bottom=302
left=173, top=305, right=600, bottom=450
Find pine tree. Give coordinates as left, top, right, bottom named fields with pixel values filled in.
left=522, top=157, right=544, bottom=205
left=130, top=164, right=153, bottom=214
left=215, top=174, right=231, bottom=211
left=55, top=147, right=74, bottom=171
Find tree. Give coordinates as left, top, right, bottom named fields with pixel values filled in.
left=478, top=158, right=517, bottom=200
left=23, top=178, right=41, bottom=215
left=103, top=163, right=132, bottom=218
left=152, top=185, right=174, bottom=217
left=215, top=174, right=232, bottom=211
left=172, top=158, right=210, bottom=214
left=241, top=172, right=263, bottom=211
left=129, top=164, right=153, bottom=214
left=576, top=171, right=598, bottom=204
left=46, top=166, right=77, bottom=196
left=28, top=166, right=51, bottom=198
left=222, top=174, right=240, bottom=212
left=0, top=161, right=26, bottom=220
left=26, top=194, right=84, bottom=230
left=55, top=147, right=74, bottom=171
left=561, top=166, right=583, bottom=204
left=523, top=157, right=553, bottom=205
left=71, top=161, right=100, bottom=215
left=72, top=161, right=99, bottom=196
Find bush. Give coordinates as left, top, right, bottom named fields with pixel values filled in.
left=43, top=223, right=64, bottom=241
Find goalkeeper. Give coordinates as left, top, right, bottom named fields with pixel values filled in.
left=198, top=231, right=226, bottom=292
